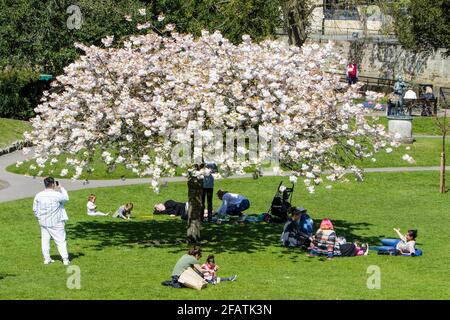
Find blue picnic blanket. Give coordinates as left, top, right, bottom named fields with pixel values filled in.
left=369, top=245, right=423, bottom=256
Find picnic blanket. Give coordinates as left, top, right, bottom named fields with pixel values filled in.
left=369, top=242, right=423, bottom=256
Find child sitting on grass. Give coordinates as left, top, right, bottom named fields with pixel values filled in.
left=86, top=194, right=109, bottom=216
left=112, top=202, right=133, bottom=220
left=201, top=255, right=237, bottom=285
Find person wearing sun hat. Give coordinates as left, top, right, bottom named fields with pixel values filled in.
left=280, top=207, right=312, bottom=249
left=308, top=218, right=368, bottom=259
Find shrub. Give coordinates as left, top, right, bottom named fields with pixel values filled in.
left=0, top=68, right=43, bottom=120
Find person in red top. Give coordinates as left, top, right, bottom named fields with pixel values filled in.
left=201, top=255, right=237, bottom=285
left=346, top=59, right=358, bottom=85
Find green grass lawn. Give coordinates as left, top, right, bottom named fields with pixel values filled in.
left=0, top=118, right=32, bottom=149
left=355, top=137, right=448, bottom=168
left=0, top=172, right=449, bottom=299
left=374, top=116, right=443, bottom=136
left=8, top=151, right=142, bottom=180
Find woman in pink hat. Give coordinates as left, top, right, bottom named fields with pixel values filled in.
left=308, top=218, right=368, bottom=259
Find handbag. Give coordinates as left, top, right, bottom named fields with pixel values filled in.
left=177, top=266, right=208, bottom=290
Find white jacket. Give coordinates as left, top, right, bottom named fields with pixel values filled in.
left=33, top=188, right=69, bottom=227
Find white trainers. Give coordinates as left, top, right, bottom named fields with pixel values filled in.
left=63, top=259, right=71, bottom=266
left=44, top=259, right=55, bottom=265
left=363, top=243, right=369, bottom=256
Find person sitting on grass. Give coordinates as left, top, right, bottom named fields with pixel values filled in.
left=201, top=255, right=237, bottom=285
left=86, top=194, right=109, bottom=216
left=216, top=190, right=250, bottom=217
left=280, top=207, right=312, bottom=249
left=154, top=200, right=188, bottom=220
left=162, top=246, right=204, bottom=288
left=112, top=202, right=133, bottom=220
left=380, top=228, right=418, bottom=255
left=308, top=218, right=368, bottom=259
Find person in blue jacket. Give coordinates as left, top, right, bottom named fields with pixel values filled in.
left=280, top=207, right=313, bottom=249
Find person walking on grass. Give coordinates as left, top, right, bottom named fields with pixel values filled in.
left=32, top=177, right=70, bottom=265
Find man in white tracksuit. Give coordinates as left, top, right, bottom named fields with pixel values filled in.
left=33, top=177, right=70, bottom=265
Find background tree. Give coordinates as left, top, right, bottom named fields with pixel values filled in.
left=280, top=0, right=374, bottom=47
left=384, top=0, right=450, bottom=56
left=0, top=0, right=281, bottom=119
left=22, top=12, right=400, bottom=242
left=0, top=0, right=281, bottom=74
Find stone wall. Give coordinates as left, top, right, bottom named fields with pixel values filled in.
left=297, top=1, right=450, bottom=88
left=321, top=40, right=450, bottom=88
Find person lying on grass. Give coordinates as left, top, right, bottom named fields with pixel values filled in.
left=112, top=202, right=133, bottom=220
left=380, top=229, right=418, bottom=255
left=394, top=228, right=417, bottom=254
left=154, top=200, right=188, bottom=220
left=308, top=219, right=368, bottom=259
left=86, top=194, right=109, bottom=216
left=201, top=255, right=237, bottom=285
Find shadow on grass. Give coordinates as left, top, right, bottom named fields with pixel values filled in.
left=67, top=217, right=385, bottom=255
left=50, top=252, right=86, bottom=262
left=0, top=273, right=16, bottom=280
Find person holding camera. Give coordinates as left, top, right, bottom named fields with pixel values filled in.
left=32, top=177, right=70, bottom=265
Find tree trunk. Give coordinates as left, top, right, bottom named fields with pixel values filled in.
left=281, top=0, right=312, bottom=47
left=440, top=134, right=446, bottom=193
left=186, top=176, right=203, bottom=243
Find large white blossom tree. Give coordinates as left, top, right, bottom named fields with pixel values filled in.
left=23, top=13, right=400, bottom=242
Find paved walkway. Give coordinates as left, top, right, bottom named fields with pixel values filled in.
left=1, top=149, right=448, bottom=203
left=414, top=135, right=443, bottom=139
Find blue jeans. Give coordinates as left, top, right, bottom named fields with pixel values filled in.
left=226, top=199, right=250, bottom=215
left=381, top=238, right=401, bottom=247
left=347, top=76, right=357, bottom=85
left=369, top=238, right=401, bottom=252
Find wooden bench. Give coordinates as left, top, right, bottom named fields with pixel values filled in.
left=405, top=98, right=438, bottom=116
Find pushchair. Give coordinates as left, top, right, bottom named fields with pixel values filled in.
left=266, top=181, right=294, bottom=223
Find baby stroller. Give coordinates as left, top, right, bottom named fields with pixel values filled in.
left=266, top=181, right=294, bottom=223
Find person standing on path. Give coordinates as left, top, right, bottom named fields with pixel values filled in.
left=32, top=177, right=70, bottom=265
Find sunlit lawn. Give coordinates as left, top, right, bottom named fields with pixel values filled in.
left=0, top=172, right=449, bottom=299
left=0, top=118, right=32, bottom=149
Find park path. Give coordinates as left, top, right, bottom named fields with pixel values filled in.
left=1, top=148, right=448, bottom=203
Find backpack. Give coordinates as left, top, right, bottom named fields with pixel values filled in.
left=299, top=213, right=314, bottom=236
